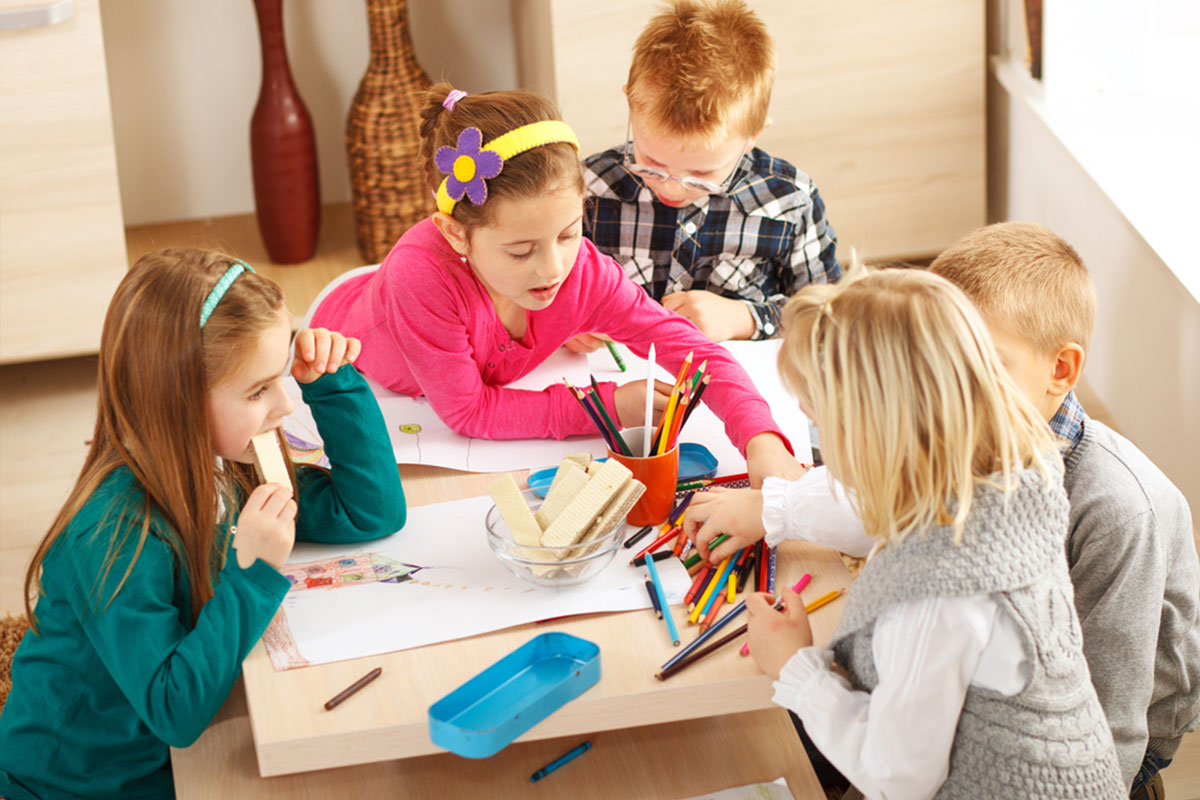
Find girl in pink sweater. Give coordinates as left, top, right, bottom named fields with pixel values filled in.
left=312, top=84, right=801, bottom=485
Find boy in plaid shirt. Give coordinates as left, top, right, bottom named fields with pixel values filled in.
left=573, top=0, right=839, bottom=349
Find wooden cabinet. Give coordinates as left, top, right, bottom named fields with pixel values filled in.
left=513, top=0, right=985, bottom=261
left=1, top=0, right=127, bottom=363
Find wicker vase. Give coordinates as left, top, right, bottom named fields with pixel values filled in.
left=250, top=0, right=320, bottom=264
left=346, top=0, right=434, bottom=264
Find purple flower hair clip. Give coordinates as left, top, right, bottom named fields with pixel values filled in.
left=434, top=127, right=503, bottom=208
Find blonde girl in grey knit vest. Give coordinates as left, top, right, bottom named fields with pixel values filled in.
left=686, top=269, right=1125, bottom=799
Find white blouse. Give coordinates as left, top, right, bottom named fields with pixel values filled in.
left=761, top=474, right=1032, bottom=800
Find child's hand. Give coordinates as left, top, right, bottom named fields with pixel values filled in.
left=684, top=487, right=766, bottom=563
left=232, top=483, right=297, bottom=570
left=662, top=290, right=756, bottom=342
left=564, top=333, right=609, bottom=354
left=291, top=328, right=361, bottom=384
left=745, top=433, right=807, bottom=488
left=746, top=588, right=814, bottom=680
left=614, top=378, right=674, bottom=428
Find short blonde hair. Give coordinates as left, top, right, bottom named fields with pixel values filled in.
left=778, top=269, right=1058, bottom=544
left=627, top=0, right=775, bottom=143
left=929, top=222, right=1096, bottom=356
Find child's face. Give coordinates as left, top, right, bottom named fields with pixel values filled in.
left=206, top=308, right=295, bottom=464
left=462, top=186, right=584, bottom=312
left=627, top=112, right=750, bottom=208
left=988, top=325, right=1061, bottom=422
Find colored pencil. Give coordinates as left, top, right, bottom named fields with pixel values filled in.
left=324, top=667, right=382, bottom=710
left=675, top=373, right=710, bottom=435
left=803, top=588, right=843, bottom=614
left=644, top=546, right=680, bottom=646
left=657, top=625, right=744, bottom=681
left=605, top=339, right=626, bottom=372
left=530, top=741, right=591, bottom=782
left=671, top=526, right=689, bottom=556
left=564, top=379, right=616, bottom=450
left=623, top=524, right=654, bottom=548
left=726, top=572, right=737, bottom=603
left=642, top=343, right=656, bottom=455
left=766, top=545, right=777, bottom=593
left=654, top=388, right=680, bottom=455
left=672, top=350, right=694, bottom=389
left=665, top=395, right=688, bottom=451
left=693, top=549, right=741, bottom=623
left=660, top=575, right=811, bottom=675
left=644, top=577, right=662, bottom=618
left=668, top=491, right=695, bottom=526
left=684, top=564, right=713, bottom=607
left=688, top=555, right=729, bottom=623
left=585, top=378, right=632, bottom=456
left=735, top=547, right=756, bottom=593
left=629, top=526, right=681, bottom=565
left=699, top=590, right=726, bottom=633
left=682, top=532, right=728, bottom=569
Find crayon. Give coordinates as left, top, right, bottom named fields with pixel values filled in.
left=323, top=667, right=382, bottom=711
left=605, top=339, right=626, bottom=372
left=530, top=741, right=591, bottom=782
left=623, top=524, right=655, bottom=548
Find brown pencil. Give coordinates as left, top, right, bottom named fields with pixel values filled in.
left=324, top=667, right=382, bottom=710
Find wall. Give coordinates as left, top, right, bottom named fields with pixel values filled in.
left=101, top=0, right=518, bottom=226
left=987, top=0, right=1200, bottom=514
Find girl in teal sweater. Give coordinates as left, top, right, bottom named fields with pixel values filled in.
left=0, top=249, right=406, bottom=799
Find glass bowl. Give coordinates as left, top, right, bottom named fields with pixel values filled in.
left=484, top=490, right=626, bottom=588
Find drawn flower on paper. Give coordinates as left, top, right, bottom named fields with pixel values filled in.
left=434, top=127, right=503, bottom=206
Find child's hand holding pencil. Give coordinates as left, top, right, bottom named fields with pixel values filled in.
left=744, top=587, right=814, bottom=680
left=683, top=487, right=768, bottom=564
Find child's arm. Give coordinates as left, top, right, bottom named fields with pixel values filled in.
left=580, top=242, right=793, bottom=463
left=761, top=595, right=999, bottom=800
left=383, top=256, right=612, bottom=440
left=290, top=332, right=406, bottom=543
left=65, top=514, right=291, bottom=747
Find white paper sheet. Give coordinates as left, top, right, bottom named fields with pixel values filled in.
left=282, top=340, right=811, bottom=473
left=261, top=494, right=692, bottom=670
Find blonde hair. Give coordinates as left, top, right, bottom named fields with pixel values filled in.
left=25, top=249, right=295, bottom=631
left=929, top=222, right=1095, bottom=356
left=627, top=0, right=775, bottom=144
left=778, top=268, right=1058, bottom=544
left=418, top=83, right=584, bottom=232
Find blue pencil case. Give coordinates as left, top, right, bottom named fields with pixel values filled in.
left=428, top=632, right=601, bottom=759
left=527, top=442, right=718, bottom=498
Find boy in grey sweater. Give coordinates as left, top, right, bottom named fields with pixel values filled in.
left=930, top=222, right=1200, bottom=798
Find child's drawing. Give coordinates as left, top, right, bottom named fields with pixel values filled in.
left=281, top=552, right=425, bottom=591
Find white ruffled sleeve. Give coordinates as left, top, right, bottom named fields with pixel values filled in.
left=761, top=468, right=874, bottom=556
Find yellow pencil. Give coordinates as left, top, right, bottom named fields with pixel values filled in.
left=726, top=573, right=736, bottom=603
left=656, top=393, right=679, bottom=455
left=803, top=588, right=844, bottom=615
left=688, top=555, right=729, bottom=623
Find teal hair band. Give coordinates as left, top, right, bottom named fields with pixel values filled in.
left=199, top=260, right=255, bottom=328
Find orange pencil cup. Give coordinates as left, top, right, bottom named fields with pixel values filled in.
left=607, top=426, right=678, bottom=527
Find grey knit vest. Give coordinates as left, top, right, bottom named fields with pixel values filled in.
left=828, top=466, right=1125, bottom=799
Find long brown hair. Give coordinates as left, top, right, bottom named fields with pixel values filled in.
left=418, top=83, right=584, bottom=232
left=25, top=249, right=287, bottom=631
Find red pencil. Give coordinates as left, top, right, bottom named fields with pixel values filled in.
left=699, top=591, right=726, bottom=633
left=684, top=564, right=712, bottom=607
left=629, top=526, right=681, bottom=565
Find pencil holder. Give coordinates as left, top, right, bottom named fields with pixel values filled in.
left=607, top=426, right=679, bottom=527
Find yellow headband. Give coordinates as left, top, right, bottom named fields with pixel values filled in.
left=435, top=120, right=580, bottom=216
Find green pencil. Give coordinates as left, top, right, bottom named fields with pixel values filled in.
left=604, top=339, right=627, bottom=372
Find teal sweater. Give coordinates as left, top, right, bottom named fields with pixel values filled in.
left=0, top=366, right=404, bottom=800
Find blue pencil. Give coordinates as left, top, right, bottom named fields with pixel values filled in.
left=696, top=548, right=742, bottom=622
left=530, top=740, right=592, bottom=781
left=660, top=594, right=750, bottom=672
left=766, top=545, right=777, bottom=594
left=644, top=548, right=680, bottom=646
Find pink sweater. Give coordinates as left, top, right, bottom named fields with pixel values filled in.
left=312, top=218, right=789, bottom=453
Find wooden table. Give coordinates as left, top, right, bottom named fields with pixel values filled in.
left=172, top=464, right=851, bottom=798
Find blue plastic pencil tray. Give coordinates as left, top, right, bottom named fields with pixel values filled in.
left=428, top=632, right=601, bottom=759
left=527, top=443, right=718, bottom=499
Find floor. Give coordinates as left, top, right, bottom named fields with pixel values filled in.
left=1, top=225, right=1198, bottom=796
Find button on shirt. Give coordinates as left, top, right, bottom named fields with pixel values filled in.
left=583, top=145, right=841, bottom=339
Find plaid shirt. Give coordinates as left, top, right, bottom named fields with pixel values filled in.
left=583, top=145, right=840, bottom=339
left=1050, top=389, right=1088, bottom=457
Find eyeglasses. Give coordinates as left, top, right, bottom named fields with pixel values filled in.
left=621, top=121, right=748, bottom=196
